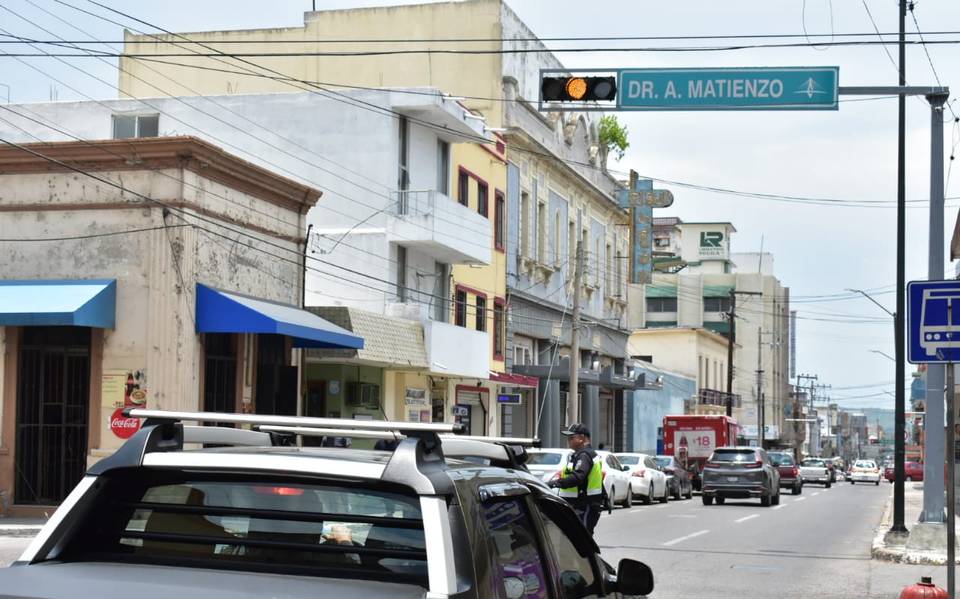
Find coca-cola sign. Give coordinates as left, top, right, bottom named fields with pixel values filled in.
left=110, top=408, right=141, bottom=439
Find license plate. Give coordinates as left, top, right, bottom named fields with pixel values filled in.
left=727, top=476, right=738, bottom=482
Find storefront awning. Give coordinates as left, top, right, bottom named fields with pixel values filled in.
left=195, top=284, right=363, bottom=349
left=0, top=279, right=116, bottom=328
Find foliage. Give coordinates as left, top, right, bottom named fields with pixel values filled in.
left=598, top=115, right=630, bottom=162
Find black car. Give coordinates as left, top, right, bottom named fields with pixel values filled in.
left=701, top=447, right=781, bottom=507
left=654, top=455, right=694, bottom=500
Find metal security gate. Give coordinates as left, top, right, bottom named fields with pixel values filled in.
left=255, top=334, right=297, bottom=416
left=15, top=327, right=90, bottom=505
left=203, top=333, right=236, bottom=414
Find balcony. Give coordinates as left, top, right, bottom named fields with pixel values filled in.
left=423, top=319, right=490, bottom=379
left=698, top=388, right=741, bottom=408
left=387, top=189, right=492, bottom=265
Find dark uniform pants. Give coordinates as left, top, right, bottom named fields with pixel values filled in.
left=575, top=502, right=602, bottom=535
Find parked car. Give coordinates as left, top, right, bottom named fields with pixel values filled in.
left=0, top=410, right=656, bottom=599
left=527, top=448, right=632, bottom=507
left=701, top=447, right=781, bottom=507
left=905, top=460, right=925, bottom=481
left=850, top=459, right=882, bottom=485
left=799, top=458, right=832, bottom=488
left=614, top=452, right=669, bottom=505
left=651, top=454, right=694, bottom=500
left=768, top=451, right=803, bottom=495
left=884, top=464, right=895, bottom=483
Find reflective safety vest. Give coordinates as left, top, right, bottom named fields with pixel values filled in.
left=558, top=450, right=604, bottom=498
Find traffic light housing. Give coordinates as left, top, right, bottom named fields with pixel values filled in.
left=541, top=76, right=617, bottom=102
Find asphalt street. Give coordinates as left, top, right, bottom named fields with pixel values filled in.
left=596, top=481, right=948, bottom=598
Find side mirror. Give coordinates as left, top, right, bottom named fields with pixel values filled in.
left=616, top=558, right=654, bottom=596
left=622, top=465, right=631, bottom=472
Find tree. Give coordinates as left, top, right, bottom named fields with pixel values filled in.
left=598, top=115, right=629, bottom=162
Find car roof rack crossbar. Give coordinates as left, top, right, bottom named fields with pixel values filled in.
left=125, top=409, right=464, bottom=434
left=257, top=425, right=405, bottom=441
left=440, top=434, right=541, bottom=447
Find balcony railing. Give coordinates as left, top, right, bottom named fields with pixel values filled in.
left=393, top=189, right=437, bottom=217
left=698, top=388, right=741, bottom=408
left=385, top=188, right=491, bottom=265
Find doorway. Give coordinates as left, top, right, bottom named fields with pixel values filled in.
left=15, top=326, right=90, bottom=505
left=255, top=335, right=297, bottom=416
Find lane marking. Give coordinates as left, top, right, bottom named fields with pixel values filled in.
left=628, top=508, right=644, bottom=514
left=661, top=529, right=710, bottom=547
left=772, top=504, right=785, bottom=510
left=734, top=514, right=759, bottom=524
left=812, top=492, right=821, bottom=497
left=794, top=496, right=807, bottom=502
left=668, top=514, right=697, bottom=519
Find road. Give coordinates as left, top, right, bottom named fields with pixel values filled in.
left=596, top=481, right=945, bottom=598
left=0, top=537, right=30, bottom=566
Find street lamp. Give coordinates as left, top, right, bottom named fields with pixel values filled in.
left=871, top=350, right=897, bottom=363
left=846, top=288, right=896, bottom=318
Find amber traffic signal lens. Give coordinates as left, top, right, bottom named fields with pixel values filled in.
left=565, top=77, right=588, bottom=100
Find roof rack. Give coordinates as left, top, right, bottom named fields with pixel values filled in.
left=442, top=435, right=540, bottom=447
left=125, top=409, right=463, bottom=434
left=258, top=425, right=404, bottom=441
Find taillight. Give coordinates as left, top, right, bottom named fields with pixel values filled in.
left=791, top=467, right=799, bottom=476
left=253, top=486, right=304, bottom=496
left=602, top=470, right=607, bottom=481
left=632, top=468, right=646, bottom=478
left=746, top=461, right=763, bottom=469
left=706, top=462, right=720, bottom=468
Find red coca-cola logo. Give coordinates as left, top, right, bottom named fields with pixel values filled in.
left=110, top=408, right=141, bottom=439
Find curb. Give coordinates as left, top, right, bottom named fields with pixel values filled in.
left=0, top=525, right=43, bottom=538
left=870, top=486, right=960, bottom=565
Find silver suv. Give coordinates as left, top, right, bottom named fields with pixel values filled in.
left=701, top=447, right=781, bottom=507
left=1, top=410, right=654, bottom=599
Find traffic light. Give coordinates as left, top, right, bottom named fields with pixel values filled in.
left=541, top=76, right=617, bottom=102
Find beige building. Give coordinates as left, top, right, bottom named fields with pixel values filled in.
left=116, top=0, right=635, bottom=446
left=0, top=137, right=363, bottom=514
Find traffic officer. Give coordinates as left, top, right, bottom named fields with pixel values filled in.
left=547, top=423, right=605, bottom=534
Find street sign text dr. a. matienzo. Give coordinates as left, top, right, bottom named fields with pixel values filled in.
left=618, top=67, right=838, bottom=111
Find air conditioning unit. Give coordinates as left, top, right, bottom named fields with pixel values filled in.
left=347, top=382, right=381, bottom=409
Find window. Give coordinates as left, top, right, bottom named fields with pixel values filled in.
left=112, top=114, right=159, bottom=139
left=482, top=498, right=550, bottom=599
left=494, top=192, right=505, bottom=251
left=553, top=211, right=562, bottom=265
left=594, top=238, right=601, bottom=286
left=520, top=191, right=530, bottom=258
left=646, top=297, right=677, bottom=312
left=433, top=262, right=448, bottom=322
left=704, top=297, right=732, bottom=312
left=437, top=140, right=450, bottom=195
left=537, top=202, right=547, bottom=263
left=64, top=472, right=427, bottom=585
left=615, top=250, right=623, bottom=297
left=398, top=116, right=409, bottom=191
left=493, top=300, right=505, bottom=359
left=458, top=170, right=470, bottom=207
left=455, top=289, right=467, bottom=327
left=396, top=246, right=408, bottom=302
left=538, top=500, right=599, bottom=599
left=478, top=182, right=489, bottom=217
left=476, top=296, right=487, bottom=332
left=568, top=221, right=577, bottom=275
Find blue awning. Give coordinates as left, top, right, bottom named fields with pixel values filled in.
left=195, top=284, right=364, bottom=349
left=0, top=279, right=116, bottom=328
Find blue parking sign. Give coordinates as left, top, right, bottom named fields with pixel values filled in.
left=908, top=280, right=960, bottom=363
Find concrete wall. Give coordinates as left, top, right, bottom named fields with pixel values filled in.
left=628, top=366, right=695, bottom=454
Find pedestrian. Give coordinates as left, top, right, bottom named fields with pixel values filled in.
left=547, top=423, right=605, bottom=535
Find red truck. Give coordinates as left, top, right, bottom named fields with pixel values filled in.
left=663, top=415, right=739, bottom=491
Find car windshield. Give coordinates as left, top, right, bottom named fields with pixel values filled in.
left=769, top=454, right=794, bottom=466
left=801, top=459, right=825, bottom=467
left=60, top=469, right=428, bottom=586
left=856, top=461, right=877, bottom=469
left=653, top=457, right=673, bottom=468
left=617, top=455, right=641, bottom=465
left=527, top=451, right=565, bottom=466
left=710, top=450, right=757, bottom=463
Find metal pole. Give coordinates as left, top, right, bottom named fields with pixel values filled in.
left=948, top=301, right=956, bottom=599
left=568, top=238, right=584, bottom=426
left=757, top=328, right=763, bottom=448
left=726, top=290, right=736, bottom=417
left=923, top=91, right=949, bottom=523
left=891, top=0, right=909, bottom=535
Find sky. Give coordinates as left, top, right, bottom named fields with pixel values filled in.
left=1, top=0, right=958, bottom=409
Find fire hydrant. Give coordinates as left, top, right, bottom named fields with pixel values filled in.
left=899, top=577, right=948, bottom=599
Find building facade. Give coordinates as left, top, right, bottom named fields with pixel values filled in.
left=0, top=137, right=362, bottom=513
left=113, top=0, right=641, bottom=445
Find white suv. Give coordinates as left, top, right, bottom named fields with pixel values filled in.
left=850, top=459, right=882, bottom=485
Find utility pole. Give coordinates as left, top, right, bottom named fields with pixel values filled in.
left=727, top=290, right=762, bottom=418
left=892, top=0, right=909, bottom=536
left=756, top=328, right=764, bottom=449
left=568, top=237, right=584, bottom=426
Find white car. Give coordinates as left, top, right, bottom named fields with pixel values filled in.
left=850, top=459, right=882, bottom=485
left=614, top=452, right=669, bottom=505
left=799, top=458, right=832, bottom=487
left=526, top=448, right=632, bottom=507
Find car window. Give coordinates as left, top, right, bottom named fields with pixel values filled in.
left=528, top=452, right=565, bottom=466
left=608, top=455, right=623, bottom=470
left=801, top=459, right=825, bottom=467
left=540, top=512, right=599, bottom=599
left=644, top=457, right=657, bottom=469
left=616, top=455, right=640, bottom=466
left=653, top=457, right=672, bottom=469
left=710, top=450, right=757, bottom=463
left=769, top=454, right=794, bottom=466
left=482, top=498, right=550, bottom=599
left=61, top=471, right=427, bottom=585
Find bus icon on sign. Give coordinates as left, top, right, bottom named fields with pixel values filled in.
left=908, top=280, right=960, bottom=363
left=919, top=288, right=960, bottom=357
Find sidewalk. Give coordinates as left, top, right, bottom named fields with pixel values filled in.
left=873, top=481, right=960, bottom=564
left=0, top=517, right=46, bottom=538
